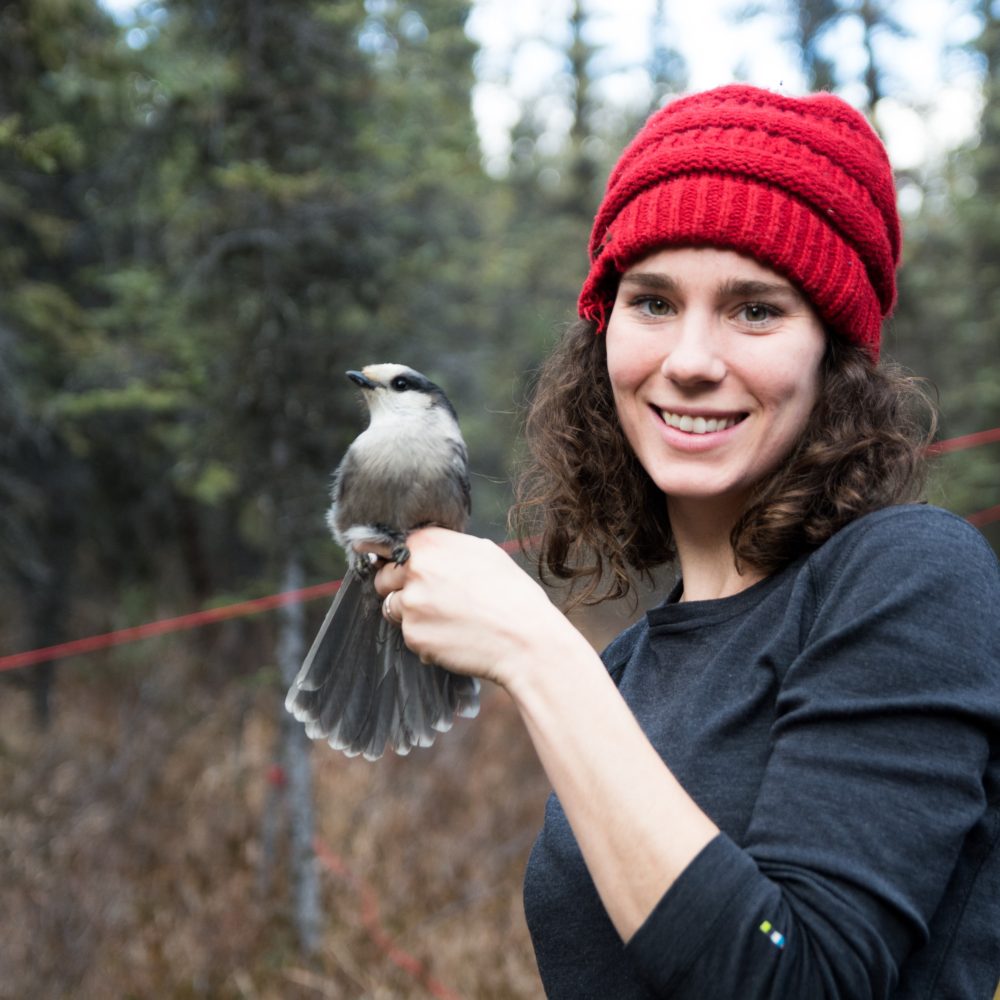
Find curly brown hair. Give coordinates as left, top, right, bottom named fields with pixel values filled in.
left=511, top=318, right=936, bottom=606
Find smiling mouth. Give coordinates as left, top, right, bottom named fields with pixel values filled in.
left=655, top=408, right=747, bottom=435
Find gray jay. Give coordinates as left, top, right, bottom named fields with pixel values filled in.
left=285, top=363, right=480, bottom=760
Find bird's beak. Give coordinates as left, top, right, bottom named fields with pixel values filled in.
left=346, top=370, right=379, bottom=390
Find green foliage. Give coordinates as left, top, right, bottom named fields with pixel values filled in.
left=0, top=0, right=996, bottom=658
left=0, top=0, right=157, bottom=639
left=892, top=2, right=1000, bottom=530
left=0, top=116, right=85, bottom=172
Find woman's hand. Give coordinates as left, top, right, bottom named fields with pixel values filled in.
left=366, top=527, right=719, bottom=941
left=363, top=527, right=573, bottom=690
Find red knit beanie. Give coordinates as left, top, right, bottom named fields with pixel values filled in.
left=577, top=84, right=901, bottom=358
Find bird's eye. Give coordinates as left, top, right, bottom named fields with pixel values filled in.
left=390, top=376, right=410, bottom=392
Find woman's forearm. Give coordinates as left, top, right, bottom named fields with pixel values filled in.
left=505, top=628, right=719, bottom=940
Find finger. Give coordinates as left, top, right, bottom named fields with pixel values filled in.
left=381, top=590, right=402, bottom=625
left=373, top=561, right=408, bottom=597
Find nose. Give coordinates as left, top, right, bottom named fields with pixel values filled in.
left=659, top=310, right=727, bottom=386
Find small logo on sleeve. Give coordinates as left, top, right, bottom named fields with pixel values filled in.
left=759, top=920, right=786, bottom=949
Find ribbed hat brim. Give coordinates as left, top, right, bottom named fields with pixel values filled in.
left=578, top=173, right=885, bottom=357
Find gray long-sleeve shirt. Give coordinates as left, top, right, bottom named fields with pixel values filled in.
left=523, top=505, right=1000, bottom=998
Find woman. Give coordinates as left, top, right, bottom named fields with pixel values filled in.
left=372, top=85, right=1000, bottom=998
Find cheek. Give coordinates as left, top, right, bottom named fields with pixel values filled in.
left=605, top=323, right=654, bottom=398
left=779, top=387, right=819, bottom=442
left=762, top=345, right=824, bottom=435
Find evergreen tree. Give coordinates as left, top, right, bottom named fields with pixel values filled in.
left=779, top=0, right=906, bottom=114
left=124, top=0, right=492, bottom=948
left=886, top=1, right=999, bottom=546
left=786, top=0, right=841, bottom=91
left=854, top=0, right=908, bottom=113
left=140, top=0, right=395, bottom=952
left=0, top=0, right=142, bottom=722
left=564, top=0, right=601, bottom=219
left=648, top=0, right=688, bottom=109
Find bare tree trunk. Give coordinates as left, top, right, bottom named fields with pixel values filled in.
left=17, top=525, right=73, bottom=729
left=859, top=0, right=884, bottom=115
left=276, top=550, right=323, bottom=954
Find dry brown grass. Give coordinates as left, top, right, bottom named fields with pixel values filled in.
left=0, top=623, right=554, bottom=1000
left=0, top=564, right=661, bottom=1000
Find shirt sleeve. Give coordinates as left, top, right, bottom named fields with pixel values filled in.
left=624, top=508, right=1000, bottom=999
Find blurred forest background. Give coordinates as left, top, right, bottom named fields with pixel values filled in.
left=1, top=0, right=998, bottom=996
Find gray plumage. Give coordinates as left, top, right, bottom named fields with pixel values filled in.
left=285, top=363, right=480, bottom=760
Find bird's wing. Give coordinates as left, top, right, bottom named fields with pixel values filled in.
left=450, top=437, right=472, bottom=518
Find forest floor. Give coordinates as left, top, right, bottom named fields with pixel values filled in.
left=0, top=582, right=648, bottom=999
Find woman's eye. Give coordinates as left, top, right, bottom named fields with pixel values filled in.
left=635, top=296, right=671, bottom=317
left=739, top=303, right=778, bottom=325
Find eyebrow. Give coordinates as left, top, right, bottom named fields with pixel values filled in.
left=619, top=272, right=680, bottom=293
left=619, top=271, right=805, bottom=303
left=718, top=278, right=804, bottom=302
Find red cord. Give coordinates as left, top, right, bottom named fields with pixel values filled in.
left=0, top=537, right=534, bottom=673
left=967, top=503, right=1000, bottom=529
left=1, top=430, right=997, bottom=678
left=0, top=580, right=340, bottom=672
left=312, top=836, right=465, bottom=1000
left=927, top=426, right=1000, bottom=455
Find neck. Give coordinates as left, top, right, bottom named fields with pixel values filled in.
left=666, top=495, right=764, bottom=602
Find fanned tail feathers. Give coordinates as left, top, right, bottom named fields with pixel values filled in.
left=285, top=567, right=480, bottom=760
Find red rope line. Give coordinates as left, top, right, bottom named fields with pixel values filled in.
left=927, top=426, right=1000, bottom=455
left=312, top=836, right=465, bottom=1000
left=0, top=580, right=341, bottom=672
left=967, top=504, right=1000, bottom=529
left=1, top=422, right=997, bottom=678
left=0, top=538, right=534, bottom=674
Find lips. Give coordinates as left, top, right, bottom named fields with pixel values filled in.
left=654, top=407, right=747, bottom=435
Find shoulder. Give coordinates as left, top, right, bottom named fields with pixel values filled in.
left=809, top=503, right=997, bottom=591
left=827, top=502, right=989, bottom=546
left=801, top=504, right=998, bottom=671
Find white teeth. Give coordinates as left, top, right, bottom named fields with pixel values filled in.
left=661, top=411, right=739, bottom=434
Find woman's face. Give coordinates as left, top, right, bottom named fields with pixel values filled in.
left=605, top=247, right=826, bottom=517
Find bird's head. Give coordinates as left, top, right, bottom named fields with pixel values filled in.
left=346, top=364, right=457, bottom=423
